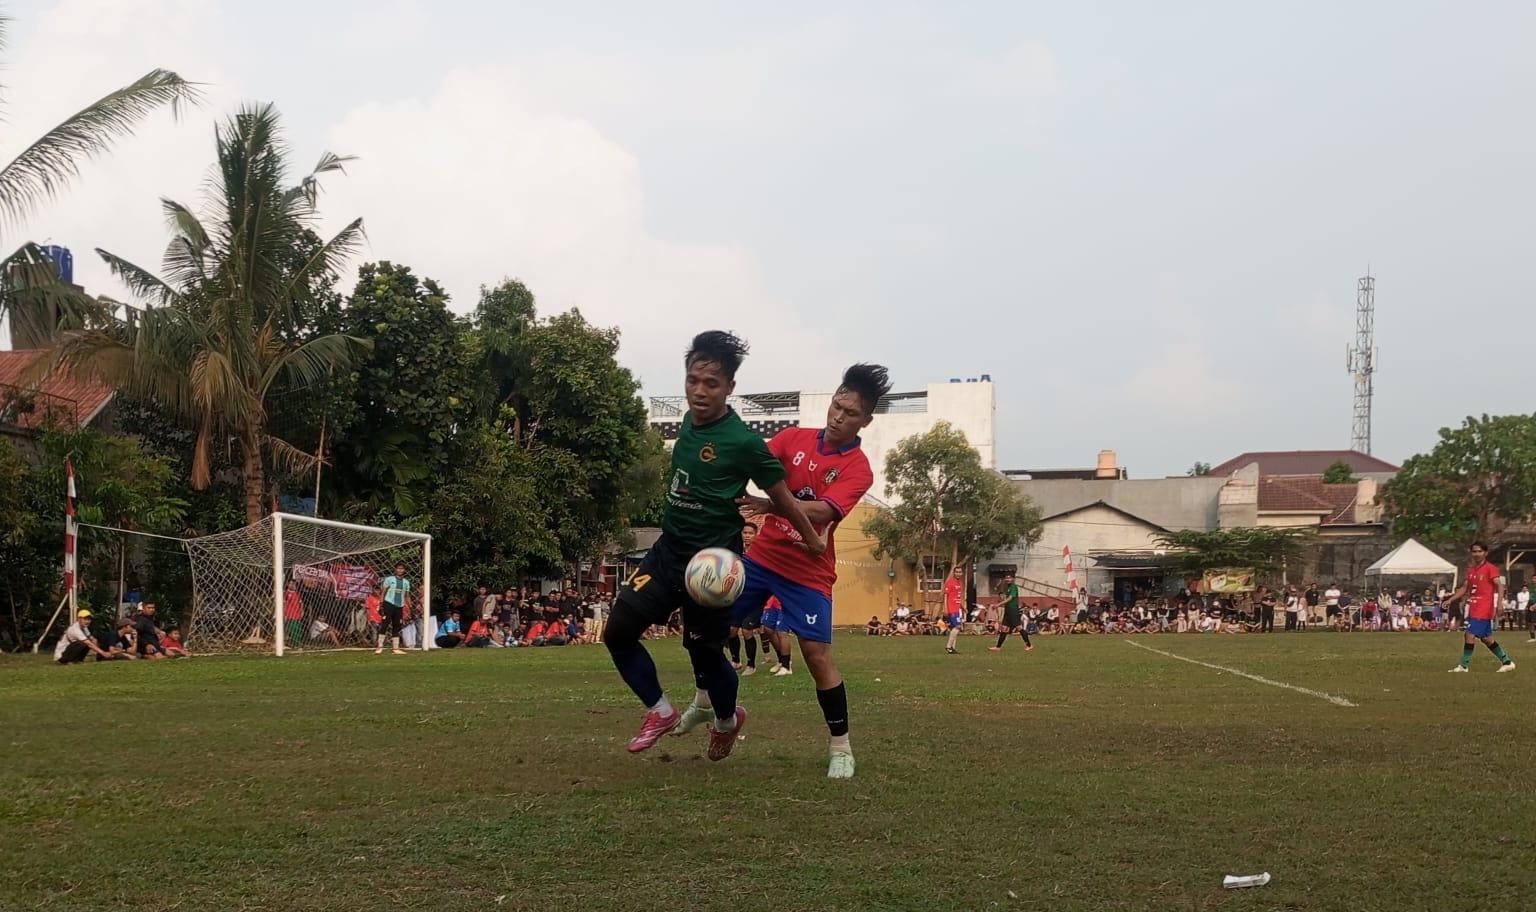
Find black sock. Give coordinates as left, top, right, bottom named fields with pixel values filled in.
left=745, top=636, right=757, bottom=667
left=816, top=682, right=849, bottom=737
left=777, top=650, right=791, bottom=669
left=688, top=645, right=739, bottom=721
left=995, top=633, right=1007, bottom=648
left=1020, top=629, right=1031, bottom=646
left=728, top=634, right=741, bottom=664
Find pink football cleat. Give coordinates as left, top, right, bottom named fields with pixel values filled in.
left=707, top=706, right=748, bottom=762
left=627, top=709, right=681, bottom=753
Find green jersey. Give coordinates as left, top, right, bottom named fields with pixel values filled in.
left=662, top=408, right=787, bottom=549
left=1003, top=583, right=1021, bottom=611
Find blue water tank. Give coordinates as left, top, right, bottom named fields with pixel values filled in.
left=41, top=245, right=73, bottom=284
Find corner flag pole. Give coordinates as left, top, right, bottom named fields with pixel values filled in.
left=33, top=459, right=79, bottom=653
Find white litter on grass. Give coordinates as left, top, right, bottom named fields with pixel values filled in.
left=1223, top=873, right=1271, bottom=889
left=1125, top=640, right=1357, bottom=707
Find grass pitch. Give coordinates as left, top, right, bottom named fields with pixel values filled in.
left=3, top=632, right=1534, bottom=911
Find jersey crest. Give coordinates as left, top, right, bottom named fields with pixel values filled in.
left=824, top=468, right=839, bottom=485
left=699, top=442, right=717, bottom=463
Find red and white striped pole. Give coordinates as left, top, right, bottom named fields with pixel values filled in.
left=64, top=458, right=78, bottom=613
left=1062, top=545, right=1078, bottom=592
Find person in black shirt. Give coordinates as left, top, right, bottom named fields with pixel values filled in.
left=133, top=603, right=167, bottom=659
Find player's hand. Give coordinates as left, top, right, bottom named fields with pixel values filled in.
left=735, top=495, right=772, bottom=517
left=798, top=533, right=827, bottom=556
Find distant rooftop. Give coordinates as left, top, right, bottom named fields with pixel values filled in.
left=0, top=349, right=115, bottom=431
left=1208, top=449, right=1399, bottom=477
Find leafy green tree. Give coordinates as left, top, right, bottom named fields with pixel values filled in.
left=1322, top=460, right=1357, bottom=485
left=1153, top=527, right=1311, bottom=578
left=331, top=261, right=473, bottom=516
left=864, top=421, right=1040, bottom=596
left=1382, top=413, right=1536, bottom=548
left=1188, top=462, right=1212, bottom=477
left=0, top=14, right=198, bottom=343
left=49, top=104, right=364, bottom=524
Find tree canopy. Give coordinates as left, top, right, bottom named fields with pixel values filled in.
left=1382, top=413, right=1536, bottom=548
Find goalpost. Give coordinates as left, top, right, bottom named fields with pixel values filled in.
left=182, top=512, right=431, bottom=656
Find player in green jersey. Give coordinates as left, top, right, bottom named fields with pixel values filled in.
left=603, top=331, right=825, bottom=760
left=988, top=572, right=1034, bottom=652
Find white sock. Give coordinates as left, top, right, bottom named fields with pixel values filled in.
left=649, top=695, right=674, bottom=717
left=713, top=711, right=738, bottom=733
left=830, top=734, right=851, bottom=754
left=692, top=688, right=713, bottom=710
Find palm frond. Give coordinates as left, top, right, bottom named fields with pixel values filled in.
left=256, top=333, right=364, bottom=399
left=280, top=217, right=364, bottom=303
left=265, top=433, right=321, bottom=480
left=161, top=198, right=211, bottom=250
left=96, top=248, right=181, bottom=305
left=0, top=69, right=202, bottom=226
left=0, top=243, right=109, bottom=336
left=286, top=151, right=358, bottom=208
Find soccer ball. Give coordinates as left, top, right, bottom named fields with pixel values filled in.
left=685, top=548, right=746, bottom=608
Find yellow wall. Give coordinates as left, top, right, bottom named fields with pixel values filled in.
left=829, top=501, right=918, bottom=625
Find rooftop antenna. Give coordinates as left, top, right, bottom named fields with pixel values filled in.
left=1346, top=270, right=1377, bottom=454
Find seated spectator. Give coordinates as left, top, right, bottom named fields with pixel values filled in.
left=522, top=619, right=549, bottom=646
left=866, top=616, right=881, bottom=636
left=96, top=618, right=138, bottom=660
left=133, top=603, right=168, bottom=659
left=566, top=616, right=587, bottom=643
left=436, top=611, right=466, bottom=648
left=54, top=610, right=115, bottom=664
left=161, top=624, right=190, bottom=657
left=536, top=618, right=568, bottom=646
left=465, top=617, right=495, bottom=647
left=306, top=617, right=342, bottom=647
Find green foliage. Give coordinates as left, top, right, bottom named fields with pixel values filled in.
left=1153, top=526, right=1311, bottom=577
left=1382, top=413, right=1536, bottom=548
left=1322, top=460, right=1357, bottom=485
left=864, top=422, right=1042, bottom=583
left=1188, top=462, right=1212, bottom=476
left=50, top=104, right=364, bottom=523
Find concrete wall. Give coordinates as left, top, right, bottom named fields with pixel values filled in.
left=983, top=504, right=1167, bottom=598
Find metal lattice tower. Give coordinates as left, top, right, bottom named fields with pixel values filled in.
left=1346, top=273, right=1376, bottom=454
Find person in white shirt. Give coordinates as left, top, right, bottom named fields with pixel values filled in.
left=1520, top=585, right=1533, bottom=642
left=1324, top=584, right=1342, bottom=623
left=1284, top=588, right=1302, bottom=631
left=54, top=610, right=114, bottom=664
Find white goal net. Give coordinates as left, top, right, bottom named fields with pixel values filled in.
left=183, top=513, right=431, bottom=656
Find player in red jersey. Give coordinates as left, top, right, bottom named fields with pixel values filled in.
left=709, top=364, right=890, bottom=778
left=943, top=567, right=965, bottom=654
left=1443, top=541, right=1515, bottom=673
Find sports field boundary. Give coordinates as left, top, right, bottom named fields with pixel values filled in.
left=1125, top=639, right=1358, bottom=707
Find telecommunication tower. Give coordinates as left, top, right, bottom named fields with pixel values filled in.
left=1346, top=273, right=1376, bottom=454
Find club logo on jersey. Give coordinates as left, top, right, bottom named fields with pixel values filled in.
left=824, top=468, right=840, bottom=485
left=796, top=486, right=815, bottom=500
left=699, top=443, right=717, bottom=463
left=669, top=469, right=691, bottom=496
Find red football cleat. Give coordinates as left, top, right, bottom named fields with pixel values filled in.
left=627, top=709, right=681, bottom=753
left=707, top=706, right=748, bottom=762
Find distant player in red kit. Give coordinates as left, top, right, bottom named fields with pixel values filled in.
left=716, top=364, right=891, bottom=778
left=943, top=566, right=965, bottom=654
left=1443, top=541, right=1515, bottom=673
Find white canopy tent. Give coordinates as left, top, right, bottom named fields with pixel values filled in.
left=1364, top=538, right=1459, bottom=589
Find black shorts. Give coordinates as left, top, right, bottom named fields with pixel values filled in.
left=616, top=533, right=737, bottom=649
left=1002, top=609, right=1023, bottom=629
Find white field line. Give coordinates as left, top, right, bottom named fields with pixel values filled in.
left=1124, top=639, right=1358, bottom=707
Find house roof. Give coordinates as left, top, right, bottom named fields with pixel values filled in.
left=0, top=349, right=115, bottom=430
left=1257, top=475, right=1361, bottom=524
left=1011, top=476, right=1226, bottom=532
left=1209, top=449, right=1399, bottom=477
left=1043, top=500, right=1169, bottom=532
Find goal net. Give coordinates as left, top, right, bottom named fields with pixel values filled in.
left=183, top=512, right=432, bottom=656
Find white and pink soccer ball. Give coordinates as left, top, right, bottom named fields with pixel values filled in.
left=685, top=548, right=746, bottom=607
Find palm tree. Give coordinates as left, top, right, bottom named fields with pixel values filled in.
left=0, top=12, right=198, bottom=339
left=52, top=103, right=365, bottom=523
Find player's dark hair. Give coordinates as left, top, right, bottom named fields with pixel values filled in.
left=1471, top=540, right=1488, bottom=551
left=838, top=363, right=893, bottom=414
left=686, top=330, right=749, bottom=380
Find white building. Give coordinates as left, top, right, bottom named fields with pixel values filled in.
left=646, top=377, right=996, bottom=502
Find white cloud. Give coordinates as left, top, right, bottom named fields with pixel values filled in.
left=323, top=64, right=848, bottom=392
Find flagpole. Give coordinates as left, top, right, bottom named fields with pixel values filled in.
left=65, top=458, right=77, bottom=616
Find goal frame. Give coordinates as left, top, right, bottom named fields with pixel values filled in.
left=268, top=512, right=433, bottom=657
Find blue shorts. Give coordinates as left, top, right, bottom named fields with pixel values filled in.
left=760, top=604, right=784, bottom=632
left=732, top=556, right=834, bottom=644
left=1467, top=617, right=1494, bottom=639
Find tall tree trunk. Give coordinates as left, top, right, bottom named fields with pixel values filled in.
left=242, top=434, right=266, bottom=525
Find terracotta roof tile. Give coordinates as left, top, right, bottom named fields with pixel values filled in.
left=1258, top=475, right=1361, bottom=524
left=0, top=349, right=115, bottom=430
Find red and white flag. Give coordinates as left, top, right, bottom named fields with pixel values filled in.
left=1062, top=545, right=1078, bottom=592
left=63, top=458, right=78, bottom=596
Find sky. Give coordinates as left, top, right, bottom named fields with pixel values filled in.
left=2, top=0, right=1533, bottom=478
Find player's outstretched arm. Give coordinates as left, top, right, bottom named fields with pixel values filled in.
left=763, top=481, right=826, bottom=555
left=736, top=494, right=839, bottom=527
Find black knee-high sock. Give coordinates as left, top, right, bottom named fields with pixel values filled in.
left=777, top=647, right=792, bottom=669
left=745, top=635, right=757, bottom=667
left=1019, top=628, right=1032, bottom=646
left=760, top=632, right=772, bottom=655
left=688, top=645, right=739, bottom=721
left=728, top=634, right=741, bottom=664
left=995, top=633, right=1008, bottom=648
left=816, top=683, right=849, bottom=737
left=605, top=638, right=664, bottom=707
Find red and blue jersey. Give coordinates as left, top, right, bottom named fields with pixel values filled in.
left=747, top=427, right=873, bottom=597
left=1465, top=561, right=1501, bottom=621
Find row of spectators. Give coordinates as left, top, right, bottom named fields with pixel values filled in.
left=433, top=584, right=609, bottom=649
left=54, top=603, right=188, bottom=664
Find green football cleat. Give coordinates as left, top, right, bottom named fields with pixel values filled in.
left=827, top=750, right=856, bottom=779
